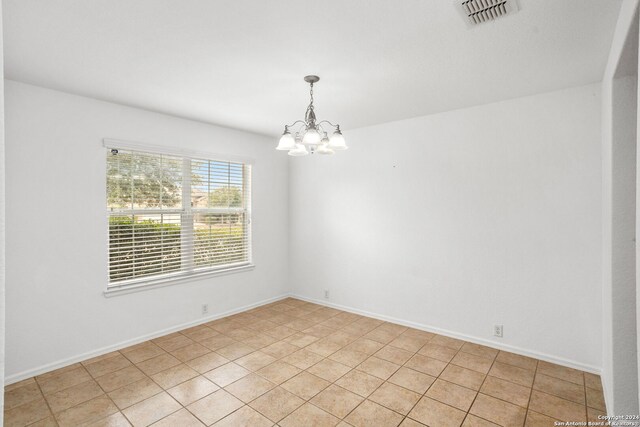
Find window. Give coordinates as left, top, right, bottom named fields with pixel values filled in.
left=106, top=144, right=252, bottom=290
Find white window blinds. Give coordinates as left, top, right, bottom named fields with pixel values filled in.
left=106, top=146, right=252, bottom=287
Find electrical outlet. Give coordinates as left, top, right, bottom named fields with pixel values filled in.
left=324, top=290, right=330, bottom=299
left=494, top=324, right=503, bottom=338
left=202, top=304, right=209, bottom=315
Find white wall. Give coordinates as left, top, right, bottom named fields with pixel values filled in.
left=610, top=73, right=639, bottom=414
left=602, top=0, right=640, bottom=414
left=290, top=83, right=603, bottom=371
left=0, top=0, right=6, bottom=415
left=4, top=80, right=289, bottom=381
left=609, top=72, right=639, bottom=415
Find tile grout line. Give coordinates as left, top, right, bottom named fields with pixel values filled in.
left=522, top=355, right=540, bottom=425
left=117, top=305, right=309, bottom=425
left=475, top=357, right=592, bottom=410
left=305, top=326, right=400, bottom=422
left=153, top=305, right=595, bottom=424
left=39, top=364, right=120, bottom=426
left=215, top=305, right=367, bottom=424
left=244, top=307, right=366, bottom=424
left=292, top=321, right=403, bottom=421
left=371, top=335, right=442, bottom=425
left=22, top=334, right=474, bottom=424
left=583, top=371, right=588, bottom=422
left=455, top=343, right=500, bottom=427
left=354, top=326, right=435, bottom=422
left=5, top=298, right=603, bottom=427
left=89, top=351, right=174, bottom=426
left=30, top=376, right=55, bottom=425
left=395, top=334, right=447, bottom=426
left=392, top=337, right=500, bottom=425
left=334, top=332, right=429, bottom=424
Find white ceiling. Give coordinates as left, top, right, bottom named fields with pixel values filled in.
left=4, top=0, right=622, bottom=137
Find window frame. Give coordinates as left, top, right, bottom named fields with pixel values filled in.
left=103, top=139, right=254, bottom=297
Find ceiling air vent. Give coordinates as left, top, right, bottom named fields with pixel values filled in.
left=458, top=0, right=519, bottom=26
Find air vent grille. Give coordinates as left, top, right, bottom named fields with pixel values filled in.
left=459, top=0, right=518, bottom=26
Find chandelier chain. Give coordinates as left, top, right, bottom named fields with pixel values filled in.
left=305, top=81, right=316, bottom=125
left=308, top=82, right=314, bottom=112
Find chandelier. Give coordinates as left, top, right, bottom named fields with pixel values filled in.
left=276, top=75, right=347, bottom=156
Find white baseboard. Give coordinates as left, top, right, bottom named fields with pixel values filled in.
left=4, top=294, right=290, bottom=385
left=7, top=292, right=602, bottom=385
left=292, top=293, right=602, bottom=375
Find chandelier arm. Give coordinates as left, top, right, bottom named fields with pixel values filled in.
left=291, top=122, right=308, bottom=141
left=317, top=123, right=329, bottom=136
left=317, top=120, right=339, bottom=129
left=285, top=120, right=307, bottom=129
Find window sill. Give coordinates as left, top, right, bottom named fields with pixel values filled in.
left=103, top=264, right=255, bottom=298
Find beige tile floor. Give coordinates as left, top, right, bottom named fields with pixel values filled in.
left=4, top=298, right=606, bottom=426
